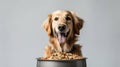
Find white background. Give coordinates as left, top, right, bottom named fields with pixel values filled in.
left=0, top=0, right=120, bottom=67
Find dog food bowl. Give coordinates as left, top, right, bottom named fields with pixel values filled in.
left=37, top=58, right=87, bottom=67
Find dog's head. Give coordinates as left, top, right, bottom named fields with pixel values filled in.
left=43, top=10, right=84, bottom=44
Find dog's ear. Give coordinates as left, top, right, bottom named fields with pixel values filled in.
left=71, top=11, right=84, bottom=35
left=43, top=14, right=53, bottom=36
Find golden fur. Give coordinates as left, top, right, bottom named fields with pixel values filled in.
left=43, top=10, right=84, bottom=58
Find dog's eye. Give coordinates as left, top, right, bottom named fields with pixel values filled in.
left=66, top=16, right=71, bottom=21
left=54, top=17, right=59, bottom=21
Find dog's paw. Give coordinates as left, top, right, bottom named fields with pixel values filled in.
left=63, top=43, right=72, bottom=52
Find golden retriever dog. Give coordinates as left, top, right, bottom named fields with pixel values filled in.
left=43, top=10, right=84, bottom=58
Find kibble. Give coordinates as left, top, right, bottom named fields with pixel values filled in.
left=40, top=52, right=83, bottom=60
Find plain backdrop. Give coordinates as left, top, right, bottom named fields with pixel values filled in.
left=0, top=0, right=120, bottom=67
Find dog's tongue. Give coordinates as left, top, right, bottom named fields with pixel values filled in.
left=58, top=33, right=66, bottom=44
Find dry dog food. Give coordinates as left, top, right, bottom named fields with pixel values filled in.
left=40, top=52, right=83, bottom=60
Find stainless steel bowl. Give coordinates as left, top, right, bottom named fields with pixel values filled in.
left=37, top=58, right=87, bottom=67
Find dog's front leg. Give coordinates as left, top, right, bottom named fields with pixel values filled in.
left=71, top=44, right=83, bottom=56
left=44, top=45, right=52, bottom=58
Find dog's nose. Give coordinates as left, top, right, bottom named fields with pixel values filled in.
left=58, top=24, right=66, bottom=31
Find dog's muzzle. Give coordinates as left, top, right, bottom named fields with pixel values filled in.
left=55, top=24, right=70, bottom=44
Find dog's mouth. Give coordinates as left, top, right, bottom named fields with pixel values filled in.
left=55, top=30, right=70, bottom=44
